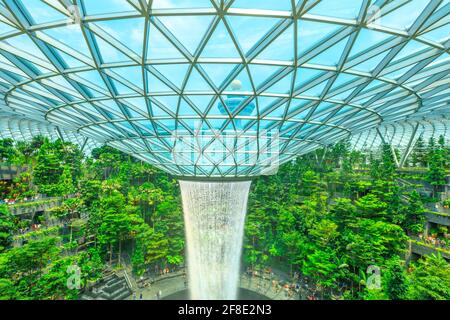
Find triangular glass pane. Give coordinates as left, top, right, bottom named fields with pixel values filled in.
left=43, top=25, right=92, bottom=57
left=331, top=88, right=355, bottom=101
left=184, top=68, right=213, bottom=92
left=147, top=71, right=173, bottom=93
left=178, top=98, right=200, bottom=116
left=5, top=34, right=50, bottom=62
left=294, top=68, right=325, bottom=88
left=230, top=0, right=292, bottom=10
left=308, top=36, right=349, bottom=66
left=123, top=105, right=142, bottom=118
left=199, top=63, right=236, bottom=88
left=349, top=28, right=392, bottom=57
left=327, top=73, right=359, bottom=98
left=371, top=0, right=429, bottom=31
left=264, top=102, right=287, bottom=118
left=384, top=65, right=415, bottom=80
left=352, top=51, right=388, bottom=72
left=95, top=18, right=145, bottom=55
left=150, top=102, right=171, bottom=117
left=25, top=0, right=68, bottom=25
left=391, top=40, right=426, bottom=62
left=256, top=24, right=294, bottom=61
left=248, top=64, right=282, bottom=88
left=206, top=117, right=226, bottom=133
left=0, top=55, right=27, bottom=76
left=301, top=81, right=327, bottom=96
left=233, top=97, right=256, bottom=117
left=226, top=68, right=253, bottom=92
left=98, top=100, right=122, bottom=114
left=94, top=35, right=131, bottom=63
left=0, top=20, right=17, bottom=35
left=307, top=0, right=364, bottom=19
left=75, top=70, right=108, bottom=91
left=258, top=96, right=281, bottom=113
left=46, top=75, right=79, bottom=96
left=421, top=24, right=450, bottom=43
left=153, top=64, right=189, bottom=88
left=122, top=97, right=148, bottom=114
left=54, top=49, right=88, bottom=68
left=152, top=0, right=214, bottom=9
left=111, top=66, right=143, bottom=90
left=154, top=95, right=179, bottom=113
left=331, top=73, right=359, bottom=88
left=111, top=79, right=135, bottom=94
left=157, top=119, right=176, bottom=131
left=265, top=72, right=293, bottom=94
left=83, top=0, right=138, bottom=15
left=147, top=23, right=185, bottom=59
left=226, top=15, right=281, bottom=54
left=75, top=81, right=104, bottom=98
left=200, top=21, right=241, bottom=59
left=158, top=15, right=213, bottom=55
left=18, top=57, right=53, bottom=75
left=297, top=20, right=341, bottom=56
left=187, top=95, right=216, bottom=114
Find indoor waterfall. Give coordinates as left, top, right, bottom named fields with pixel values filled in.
left=179, top=180, right=252, bottom=300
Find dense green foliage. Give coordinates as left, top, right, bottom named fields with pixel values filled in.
left=244, top=140, right=449, bottom=299
left=0, top=205, right=15, bottom=252
left=0, top=135, right=448, bottom=300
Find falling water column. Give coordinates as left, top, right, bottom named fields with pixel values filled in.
left=179, top=180, right=252, bottom=300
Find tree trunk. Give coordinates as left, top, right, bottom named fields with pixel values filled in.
left=118, top=240, right=122, bottom=266
left=109, top=243, right=113, bottom=265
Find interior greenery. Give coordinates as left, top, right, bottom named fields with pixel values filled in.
left=0, top=135, right=449, bottom=300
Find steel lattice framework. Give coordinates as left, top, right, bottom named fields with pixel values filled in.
left=0, top=0, right=448, bottom=177
left=0, top=110, right=100, bottom=153
left=351, top=114, right=449, bottom=166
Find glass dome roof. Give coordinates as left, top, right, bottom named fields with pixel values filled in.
left=351, top=114, right=450, bottom=153
left=0, top=0, right=448, bottom=177
left=0, top=110, right=100, bottom=154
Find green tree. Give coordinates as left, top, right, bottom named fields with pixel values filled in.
left=33, top=142, right=64, bottom=196
left=0, top=278, right=15, bottom=299
left=411, top=136, right=427, bottom=167
left=426, top=144, right=446, bottom=197
left=331, top=198, right=357, bottom=228
left=0, top=139, right=15, bottom=162
left=154, top=197, right=184, bottom=266
left=355, top=194, right=388, bottom=219
left=309, top=219, right=339, bottom=247
left=0, top=205, right=15, bottom=252
left=384, top=256, right=408, bottom=300
left=97, top=200, right=132, bottom=265
left=344, top=219, right=407, bottom=268
left=58, top=165, right=76, bottom=196
left=402, top=190, right=425, bottom=234
left=302, top=248, right=339, bottom=297
left=407, top=254, right=450, bottom=300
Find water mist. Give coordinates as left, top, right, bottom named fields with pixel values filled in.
left=179, top=180, right=251, bottom=300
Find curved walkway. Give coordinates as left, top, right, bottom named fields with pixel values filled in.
left=125, top=268, right=303, bottom=300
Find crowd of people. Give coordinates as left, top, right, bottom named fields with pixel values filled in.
left=245, top=267, right=307, bottom=300
left=0, top=195, right=45, bottom=205
left=418, top=233, right=450, bottom=251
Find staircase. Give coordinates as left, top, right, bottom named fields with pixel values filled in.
left=80, top=274, right=132, bottom=300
